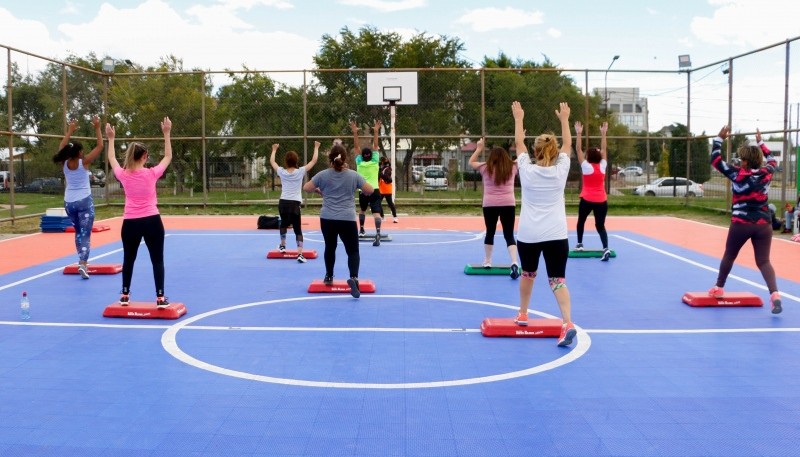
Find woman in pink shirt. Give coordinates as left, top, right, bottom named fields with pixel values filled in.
left=574, top=121, right=611, bottom=261
left=469, top=138, right=520, bottom=279
left=105, top=118, right=173, bottom=308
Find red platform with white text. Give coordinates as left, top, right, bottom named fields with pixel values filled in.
left=480, top=317, right=563, bottom=337
left=63, top=264, right=122, bottom=275
left=308, top=279, right=376, bottom=294
left=267, top=250, right=318, bottom=259
left=65, top=224, right=111, bottom=233
left=103, top=301, right=187, bottom=319
left=682, top=291, right=763, bottom=307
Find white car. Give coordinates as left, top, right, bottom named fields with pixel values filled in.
left=423, top=168, right=448, bottom=190
left=618, top=166, right=643, bottom=177
left=633, top=177, right=704, bottom=197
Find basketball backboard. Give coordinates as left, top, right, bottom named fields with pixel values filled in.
left=367, top=72, right=418, bottom=105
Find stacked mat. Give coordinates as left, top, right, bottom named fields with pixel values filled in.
left=40, top=215, right=73, bottom=232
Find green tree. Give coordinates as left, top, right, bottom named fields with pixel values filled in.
left=312, top=26, right=472, bottom=187
left=665, top=123, right=710, bottom=183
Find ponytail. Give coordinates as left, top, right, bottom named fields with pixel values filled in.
left=53, top=141, right=83, bottom=163
left=329, top=144, right=347, bottom=171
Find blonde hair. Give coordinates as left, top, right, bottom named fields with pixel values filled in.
left=123, top=142, right=148, bottom=169
left=737, top=145, right=763, bottom=169
left=532, top=133, right=560, bottom=167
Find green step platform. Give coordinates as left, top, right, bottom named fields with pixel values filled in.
left=568, top=249, right=616, bottom=258
left=464, top=264, right=512, bottom=275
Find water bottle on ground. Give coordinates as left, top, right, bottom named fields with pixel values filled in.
left=20, top=291, right=30, bottom=321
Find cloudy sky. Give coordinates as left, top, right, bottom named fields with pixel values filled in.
left=1, top=0, right=799, bottom=136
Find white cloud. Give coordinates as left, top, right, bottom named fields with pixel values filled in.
left=691, top=0, right=800, bottom=48
left=337, top=0, right=426, bottom=13
left=455, top=7, right=543, bottom=33
left=546, top=28, right=561, bottom=38
left=0, top=1, right=318, bottom=85
left=60, top=1, right=80, bottom=15
left=216, top=0, right=295, bottom=9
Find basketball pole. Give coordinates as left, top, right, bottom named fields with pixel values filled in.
left=390, top=100, right=396, bottom=202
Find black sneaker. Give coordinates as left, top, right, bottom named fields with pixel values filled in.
left=323, top=275, right=333, bottom=286
left=297, top=253, right=307, bottom=263
left=119, top=294, right=130, bottom=306
left=156, top=296, right=170, bottom=309
left=575, top=243, right=584, bottom=251
left=510, top=264, right=520, bottom=280
left=347, top=277, right=361, bottom=298
left=359, top=228, right=366, bottom=236
left=601, top=249, right=611, bottom=262
left=373, top=236, right=380, bottom=247
left=278, top=245, right=286, bottom=253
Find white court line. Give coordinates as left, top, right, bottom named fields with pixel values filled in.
left=2, top=320, right=799, bottom=335
left=0, top=235, right=170, bottom=292
left=0, top=247, right=123, bottom=292
left=613, top=234, right=800, bottom=303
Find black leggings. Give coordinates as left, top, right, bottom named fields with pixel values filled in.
left=482, top=206, right=516, bottom=246
left=380, top=193, right=397, bottom=218
left=716, top=222, right=778, bottom=292
left=121, top=214, right=165, bottom=296
left=278, top=199, right=303, bottom=242
left=320, top=218, right=360, bottom=278
left=576, top=198, right=608, bottom=248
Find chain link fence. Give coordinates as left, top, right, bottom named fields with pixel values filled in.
left=2, top=39, right=799, bottom=224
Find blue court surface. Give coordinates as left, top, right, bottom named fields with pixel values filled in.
left=1, top=219, right=799, bottom=456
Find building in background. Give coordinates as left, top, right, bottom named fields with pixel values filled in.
left=594, top=87, right=649, bottom=133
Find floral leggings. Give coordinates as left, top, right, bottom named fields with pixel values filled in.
left=65, top=195, right=95, bottom=262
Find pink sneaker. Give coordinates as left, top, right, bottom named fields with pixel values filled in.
left=557, top=322, right=577, bottom=347
left=513, top=313, right=528, bottom=326
left=708, top=286, right=724, bottom=298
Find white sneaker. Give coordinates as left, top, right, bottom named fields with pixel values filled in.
left=78, top=264, right=89, bottom=280
left=393, top=217, right=398, bottom=223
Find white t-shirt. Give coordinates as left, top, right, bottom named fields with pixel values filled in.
left=277, top=167, right=306, bottom=202
left=516, top=151, right=570, bottom=243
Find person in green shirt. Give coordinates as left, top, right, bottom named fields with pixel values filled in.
left=351, top=120, right=384, bottom=247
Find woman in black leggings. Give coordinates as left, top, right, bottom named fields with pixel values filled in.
left=303, top=144, right=374, bottom=298
left=709, top=126, right=782, bottom=314
left=106, top=118, right=173, bottom=308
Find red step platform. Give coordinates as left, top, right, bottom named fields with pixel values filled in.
left=63, top=264, right=122, bottom=275
left=682, top=291, right=763, bottom=307
left=308, top=279, right=376, bottom=294
left=65, top=224, right=111, bottom=233
left=266, top=250, right=318, bottom=259
left=480, top=317, right=563, bottom=338
left=103, top=301, right=187, bottom=319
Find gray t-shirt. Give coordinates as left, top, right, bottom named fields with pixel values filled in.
left=311, top=168, right=366, bottom=221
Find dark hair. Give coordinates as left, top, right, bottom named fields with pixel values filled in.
left=329, top=144, right=347, bottom=171
left=361, top=147, right=372, bottom=160
left=737, top=145, right=763, bottom=169
left=53, top=141, right=83, bottom=163
left=586, top=147, right=602, bottom=164
left=486, top=146, right=514, bottom=186
left=285, top=151, right=299, bottom=169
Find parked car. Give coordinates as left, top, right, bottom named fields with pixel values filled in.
left=412, top=166, right=425, bottom=182
left=90, top=169, right=106, bottom=187
left=18, top=177, right=64, bottom=194
left=423, top=168, right=448, bottom=190
left=618, top=166, right=643, bottom=177
left=633, top=177, right=704, bottom=197
left=0, top=171, right=14, bottom=192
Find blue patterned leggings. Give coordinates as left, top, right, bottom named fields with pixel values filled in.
left=65, top=195, right=95, bottom=262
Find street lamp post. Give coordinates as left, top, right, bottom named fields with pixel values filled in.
left=604, top=55, right=620, bottom=115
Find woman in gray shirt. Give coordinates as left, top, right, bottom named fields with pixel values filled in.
left=304, top=144, right=374, bottom=297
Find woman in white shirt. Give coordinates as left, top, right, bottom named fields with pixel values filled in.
left=511, top=101, right=576, bottom=347
left=270, top=142, right=319, bottom=263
